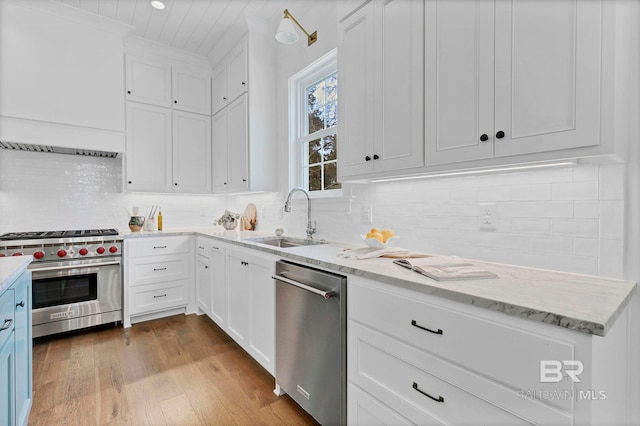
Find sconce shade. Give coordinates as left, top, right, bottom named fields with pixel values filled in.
left=275, top=17, right=299, bottom=44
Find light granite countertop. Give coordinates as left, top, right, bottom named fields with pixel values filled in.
left=120, top=227, right=637, bottom=337
left=0, top=256, right=33, bottom=294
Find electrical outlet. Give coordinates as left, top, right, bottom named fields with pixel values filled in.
left=479, top=203, right=496, bottom=231
left=362, top=205, right=373, bottom=224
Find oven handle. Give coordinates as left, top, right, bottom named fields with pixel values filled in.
left=31, top=260, right=121, bottom=272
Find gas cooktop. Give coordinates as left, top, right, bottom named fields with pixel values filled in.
left=0, top=229, right=119, bottom=241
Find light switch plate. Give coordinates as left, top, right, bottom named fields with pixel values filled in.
left=362, top=205, right=373, bottom=224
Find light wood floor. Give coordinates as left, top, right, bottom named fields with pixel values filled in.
left=29, top=314, right=318, bottom=426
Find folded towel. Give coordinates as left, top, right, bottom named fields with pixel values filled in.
left=338, top=247, right=430, bottom=260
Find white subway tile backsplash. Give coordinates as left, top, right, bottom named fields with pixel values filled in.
left=552, top=219, right=599, bottom=238
left=0, top=150, right=627, bottom=280
left=599, top=164, right=625, bottom=200
left=599, top=201, right=625, bottom=240
left=552, top=181, right=599, bottom=200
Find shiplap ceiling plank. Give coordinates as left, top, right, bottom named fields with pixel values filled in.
left=49, top=0, right=303, bottom=59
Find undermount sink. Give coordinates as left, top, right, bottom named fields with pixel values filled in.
left=245, top=236, right=327, bottom=248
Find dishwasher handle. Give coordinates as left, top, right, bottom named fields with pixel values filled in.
left=272, top=274, right=334, bottom=299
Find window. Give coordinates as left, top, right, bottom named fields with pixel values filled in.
left=289, top=50, right=340, bottom=194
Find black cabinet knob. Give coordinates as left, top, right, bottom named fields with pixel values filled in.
left=480, top=134, right=488, bottom=142
left=174, top=183, right=178, bottom=186
left=496, top=131, right=505, bottom=139
left=174, top=100, right=177, bottom=104
left=127, top=90, right=131, bottom=94
left=373, top=154, right=379, bottom=160
left=242, top=178, right=247, bottom=182
left=224, top=182, right=227, bottom=185
left=223, top=97, right=227, bottom=100
left=365, top=155, right=371, bottom=161
left=128, top=181, right=132, bottom=184
left=241, top=82, right=246, bottom=85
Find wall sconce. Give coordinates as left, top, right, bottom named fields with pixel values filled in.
left=275, top=9, right=317, bottom=46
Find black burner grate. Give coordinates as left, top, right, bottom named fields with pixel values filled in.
left=0, top=229, right=119, bottom=241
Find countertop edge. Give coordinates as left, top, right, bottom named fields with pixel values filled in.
left=120, top=228, right=637, bottom=337
left=0, top=255, right=33, bottom=294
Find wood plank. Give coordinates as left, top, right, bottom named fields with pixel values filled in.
left=30, top=314, right=319, bottom=425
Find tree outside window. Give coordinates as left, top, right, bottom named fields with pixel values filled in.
left=302, top=72, right=341, bottom=192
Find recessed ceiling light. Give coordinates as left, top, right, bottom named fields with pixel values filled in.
left=151, top=1, right=165, bottom=10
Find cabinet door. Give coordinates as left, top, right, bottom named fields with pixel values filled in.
left=226, top=42, right=248, bottom=103
left=374, top=0, right=424, bottom=172
left=195, top=256, right=211, bottom=316
left=0, top=335, right=15, bottom=426
left=424, top=0, right=495, bottom=165
left=212, top=108, right=229, bottom=191
left=226, top=94, right=249, bottom=192
left=337, top=0, right=370, bottom=22
left=212, top=64, right=228, bottom=114
left=172, top=67, right=211, bottom=115
left=125, top=103, right=172, bottom=192
left=209, top=245, right=227, bottom=327
left=494, top=0, right=602, bottom=157
left=13, top=272, right=31, bottom=426
left=338, top=2, right=376, bottom=178
left=172, top=111, right=212, bottom=193
left=226, top=251, right=250, bottom=345
left=125, top=56, right=172, bottom=107
left=247, top=254, right=275, bottom=374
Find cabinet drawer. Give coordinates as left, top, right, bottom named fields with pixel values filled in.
left=129, top=280, right=188, bottom=315
left=349, top=279, right=575, bottom=411
left=128, top=255, right=189, bottom=286
left=195, top=238, right=212, bottom=259
left=350, top=322, right=533, bottom=426
left=350, top=322, right=571, bottom=426
left=0, top=289, right=15, bottom=348
left=348, top=384, right=413, bottom=426
left=126, top=236, right=191, bottom=257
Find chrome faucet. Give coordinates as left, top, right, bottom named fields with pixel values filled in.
left=284, top=187, right=317, bottom=239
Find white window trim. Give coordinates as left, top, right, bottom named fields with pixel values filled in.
left=287, top=48, right=341, bottom=198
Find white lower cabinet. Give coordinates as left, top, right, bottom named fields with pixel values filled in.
left=195, top=237, right=227, bottom=328
left=348, top=276, right=630, bottom=425
left=124, top=236, right=194, bottom=326
left=225, top=247, right=275, bottom=375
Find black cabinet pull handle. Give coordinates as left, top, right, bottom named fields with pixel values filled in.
left=365, top=155, right=371, bottom=161
left=153, top=267, right=167, bottom=271
left=16, top=301, right=25, bottom=309
left=0, top=319, right=12, bottom=331
left=153, top=294, right=167, bottom=299
left=496, top=130, right=505, bottom=139
left=153, top=246, right=167, bottom=249
left=411, top=320, right=443, bottom=335
left=480, top=134, right=488, bottom=142
left=413, top=382, right=444, bottom=403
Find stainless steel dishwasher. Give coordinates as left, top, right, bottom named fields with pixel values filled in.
left=273, top=260, right=347, bottom=426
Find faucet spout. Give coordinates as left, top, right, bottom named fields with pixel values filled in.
left=284, top=187, right=316, bottom=239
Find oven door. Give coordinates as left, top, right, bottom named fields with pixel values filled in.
left=30, top=259, right=122, bottom=333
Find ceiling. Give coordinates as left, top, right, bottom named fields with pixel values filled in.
left=51, top=0, right=292, bottom=58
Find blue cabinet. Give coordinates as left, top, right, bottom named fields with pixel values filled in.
left=0, top=269, right=32, bottom=426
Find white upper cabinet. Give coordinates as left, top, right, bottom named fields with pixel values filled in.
left=125, top=56, right=172, bottom=107
left=126, top=55, right=211, bottom=115
left=172, top=111, right=212, bottom=193
left=338, top=0, right=424, bottom=180
left=426, top=0, right=617, bottom=167
left=125, top=103, right=172, bottom=192
left=212, top=41, right=247, bottom=114
left=337, top=0, right=370, bottom=22
left=172, top=67, right=212, bottom=115
left=212, top=94, right=248, bottom=193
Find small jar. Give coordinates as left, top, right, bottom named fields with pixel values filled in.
left=128, top=216, right=145, bottom=232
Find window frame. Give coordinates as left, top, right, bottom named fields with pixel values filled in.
left=288, top=49, right=341, bottom=198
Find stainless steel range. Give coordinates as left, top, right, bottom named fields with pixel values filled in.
left=0, top=229, right=122, bottom=337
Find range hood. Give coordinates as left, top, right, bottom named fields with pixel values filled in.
left=0, top=116, right=125, bottom=159
left=0, top=141, right=120, bottom=158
